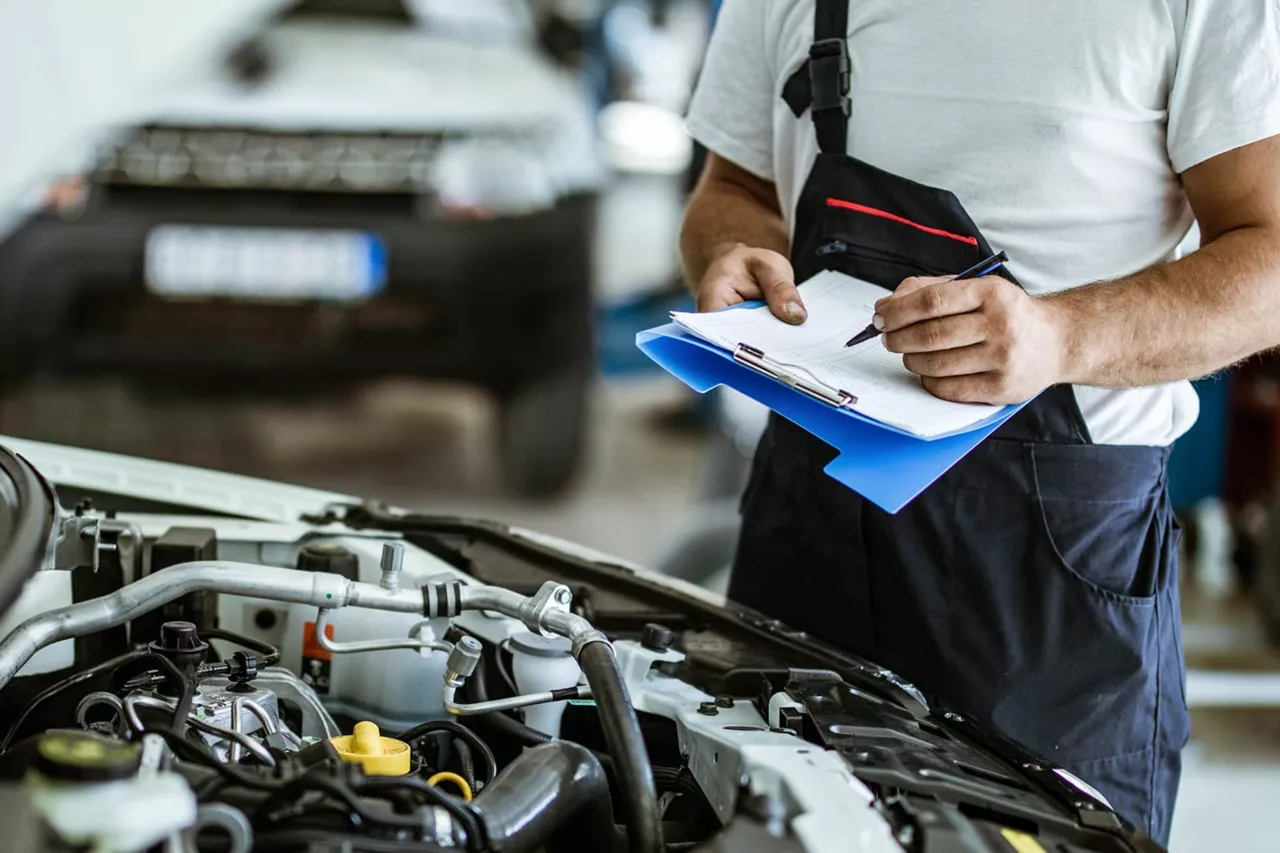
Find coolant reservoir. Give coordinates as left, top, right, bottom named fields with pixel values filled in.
left=282, top=605, right=451, bottom=730
left=25, top=731, right=196, bottom=852
left=510, top=630, right=581, bottom=737
left=273, top=538, right=453, bottom=730
left=330, top=721, right=411, bottom=776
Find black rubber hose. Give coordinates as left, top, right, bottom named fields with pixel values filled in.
left=396, top=720, right=497, bottom=786
left=576, top=641, right=662, bottom=853
left=0, top=648, right=149, bottom=754
left=473, top=741, right=622, bottom=853
left=469, top=653, right=553, bottom=747
left=453, top=739, right=477, bottom=793
left=201, top=628, right=282, bottom=668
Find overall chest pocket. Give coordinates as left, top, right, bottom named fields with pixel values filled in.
left=817, top=196, right=983, bottom=289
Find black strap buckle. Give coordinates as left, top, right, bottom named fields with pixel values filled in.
left=808, top=37, right=851, bottom=116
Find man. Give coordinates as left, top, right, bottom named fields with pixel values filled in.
left=679, top=0, right=1280, bottom=844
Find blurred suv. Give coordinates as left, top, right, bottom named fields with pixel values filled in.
left=0, top=0, right=603, bottom=496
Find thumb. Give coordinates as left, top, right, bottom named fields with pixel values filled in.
left=745, top=252, right=805, bottom=324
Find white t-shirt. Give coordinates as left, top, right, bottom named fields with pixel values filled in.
left=686, top=0, right=1280, bottom=446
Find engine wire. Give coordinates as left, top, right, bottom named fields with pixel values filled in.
left=0, top=649, right=192, bottom=754
left=397, top=720, right=498, bottom=787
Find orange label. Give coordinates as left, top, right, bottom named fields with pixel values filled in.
left=303, top=621, right=334, bottom=662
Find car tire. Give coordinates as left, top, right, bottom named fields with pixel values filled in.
left=496, top=365, right=591, bottom=499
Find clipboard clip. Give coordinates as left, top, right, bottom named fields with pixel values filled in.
left=733, top=344, right=857, bottom=408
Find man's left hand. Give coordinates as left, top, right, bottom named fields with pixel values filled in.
left=874, top=275, right=1067, bottom=404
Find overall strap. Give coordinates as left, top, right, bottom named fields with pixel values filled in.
left=781, top=0, right=850, bottom=155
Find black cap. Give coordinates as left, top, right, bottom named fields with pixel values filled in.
left=640, top=623, right=675, bottom=652
left=157, top=621, right=205, bottom=652
left=149, top=620, right=209, bottom=681
left=296, top=543, right=360, bottom=582
left=35, top=731, right=141, bottom=783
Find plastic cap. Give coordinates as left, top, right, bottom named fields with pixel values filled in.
left=509, top=631, right=572, bottom=659
left=640, top=623, right=675, bottom=652
left=159, top=621, right=205, bottom=651
left=380, top=542, right=405, bottom=574
left=446, top=636, right=483, bottom=678
left=296, top=544, right=359, bottom=581
left=35, top=731, right=141, bottom=783
left=329, top=722, right=410, bottom=776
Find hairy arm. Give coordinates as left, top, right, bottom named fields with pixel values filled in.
left=1052, top=136, right=1280, bottom=386
left=875, top=136, right=1280, bottom=403
left=680, top=153, right=806, bottom=323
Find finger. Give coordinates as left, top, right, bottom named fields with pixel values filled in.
left=921, top=373, right=1004, bottom=404
left=744, top=253, right=805, bottom=324
left=880, top=275, right=951, bottom=305
left=883, top=312, right=989, bottom=353
left=902, top=344, right=999, bottom=378
left=876, top=278, right=989, bottom=332
left=696, top=260, right=764, bottom=312
left=696, top=284, right=749, bottom=313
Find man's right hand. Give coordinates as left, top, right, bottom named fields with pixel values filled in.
left=696, top=243, right=807, bottom=324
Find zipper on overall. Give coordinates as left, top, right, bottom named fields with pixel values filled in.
left=824, top=197, right=978, bottom=246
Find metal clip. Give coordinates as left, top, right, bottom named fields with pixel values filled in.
left=733, top=344, right=856, bottom=408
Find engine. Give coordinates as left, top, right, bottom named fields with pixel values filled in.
left=0, top=450, right=1163, bottom=853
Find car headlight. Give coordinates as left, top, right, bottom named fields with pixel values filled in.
left=431, top=138, right=558, bottom=218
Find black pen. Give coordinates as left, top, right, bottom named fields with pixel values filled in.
left=844, top=250, right=1010, bottom=348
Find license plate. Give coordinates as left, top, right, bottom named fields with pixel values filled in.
left=145, top=225, right=387, bottom=302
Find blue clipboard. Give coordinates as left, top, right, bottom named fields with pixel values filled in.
left=637, top=323, right=1031, bottom=514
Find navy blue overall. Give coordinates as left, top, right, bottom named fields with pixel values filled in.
left=728, top=1, right=1189, bottom=843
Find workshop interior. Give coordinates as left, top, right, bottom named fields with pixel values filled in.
left=0, top=1, right=1275, bottom=852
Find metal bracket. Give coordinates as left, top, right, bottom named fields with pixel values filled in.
left=520, top=581, right=573, bottom=638
left=53, top=515, right=142, bottom=577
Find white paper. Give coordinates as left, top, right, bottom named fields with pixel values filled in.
left=671, top=270, right=1003, bottom=438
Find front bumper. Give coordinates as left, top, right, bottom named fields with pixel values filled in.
left=0, top=187, right=597, bottom=393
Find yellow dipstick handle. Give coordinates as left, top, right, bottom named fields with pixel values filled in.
left=426, top=771, right=474, bottom=802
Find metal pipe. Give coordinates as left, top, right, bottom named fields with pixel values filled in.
left=75, top=691, right=126, bottom=734
left=0, top=561, right=424, bottom=690
left=442, top=682, right=591, bottom=717
left=312, top=608, right=453, bottom=656
left=236, top=698, right=278, bottom=735
left=124, top=695, right=276, bottom=767
left=228, top=697, right=277, bottom=764
left=457, top=583, right=607, bottom=655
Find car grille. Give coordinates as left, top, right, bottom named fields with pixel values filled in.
left=94, top=126, right=454, bottom=194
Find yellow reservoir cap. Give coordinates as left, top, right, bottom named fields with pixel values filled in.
left=329, top=721, right=411, bottom=776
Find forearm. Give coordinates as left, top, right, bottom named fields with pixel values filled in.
left=1049, top=224, right=1280, bottom=387
left=680, top=173, right=790, bottom=290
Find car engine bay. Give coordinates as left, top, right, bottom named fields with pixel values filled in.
left=0, top=440, right=1163, bottom=853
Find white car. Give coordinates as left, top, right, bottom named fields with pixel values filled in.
left=0, top=0, right=603, bottom=497
left=0, top=436, right=1161, bottom=853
